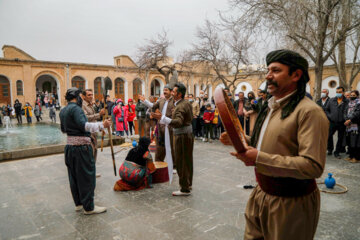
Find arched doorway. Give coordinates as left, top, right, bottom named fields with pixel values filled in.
left=151, top=79, right=162, bottom=99
left=235, top=82, right=253, bottom=99
left=133, top=78, right=143, bottom=102
left=72, top=76, right=86, bottom=91
left=0, top=75, right=11, bottom=105
left=94, top=77, right=102, bottom=101
left=115, top=78, right=125, bottom=100
left=35, top=74, right=59, bottom=104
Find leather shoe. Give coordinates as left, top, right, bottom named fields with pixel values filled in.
left=334, top=153, right=341, bottom=159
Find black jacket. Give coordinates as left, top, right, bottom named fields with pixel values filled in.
left=233, top=98, right=249, bottom=116
left=325, top=97, right=349, bottom=123
left=14, top=102, right=22, bottom=114
left=60, top=102, right=90, bottom=137
left=344, top=100, right=360, bottom=124
left=316, top=97, right=330, bottom=112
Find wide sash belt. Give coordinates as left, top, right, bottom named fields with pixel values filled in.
left=255, top=170, right=317, bottom=197
left=173, top=125, right=192, bottom=135
left=67, top=136, right=92, bottom=145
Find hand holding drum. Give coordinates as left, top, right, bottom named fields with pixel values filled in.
left=214, top=88, right=248, bottom=153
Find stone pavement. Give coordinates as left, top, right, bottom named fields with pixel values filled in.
left=0, top=140, right=359, bottom=240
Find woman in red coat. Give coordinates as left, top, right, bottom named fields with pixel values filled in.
left=113, top=99, right=128, bottom=137
left=125, top=98, right=136, bottom=136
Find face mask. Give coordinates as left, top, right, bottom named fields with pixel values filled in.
left=26, top=104, right=28, bottom=106
left=336, top=93, right=343, bottom=98
left=350, top=97, right=357, bottom=101
left=200, top=94, right=204, bottom=98
left=189, top=99, right=194, bottom=103
left=321, top=93, right=327, bottom=98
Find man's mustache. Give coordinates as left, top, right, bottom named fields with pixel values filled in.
left=267, top=80, right=278, bottom=87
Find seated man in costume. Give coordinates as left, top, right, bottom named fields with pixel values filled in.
left=114, top=137, right=156, bottom=191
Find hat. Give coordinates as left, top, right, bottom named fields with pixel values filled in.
left=65, top=87, right=81, bottom=101
left=128, top=98, right=133, bottom=103
left=266, top=49, right=310, bottom=83
left=116, top=99, right=123, bottom=104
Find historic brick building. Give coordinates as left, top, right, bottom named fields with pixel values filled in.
left=0, top=45, right=359, bottom=106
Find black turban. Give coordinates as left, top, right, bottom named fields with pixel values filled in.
left=266, top=49, right=310, bottom=83
left=65, top=87, right=81, bottom=101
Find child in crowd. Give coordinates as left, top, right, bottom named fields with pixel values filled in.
left=202, top=104, right=214, bottom=142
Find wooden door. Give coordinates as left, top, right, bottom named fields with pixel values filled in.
left=72, top=78, right=85, bottom=90
left=0, top=79, right=10, bottom=105
left=94, top=78, right=102, bottom=101
left=115, top=79, right=124, bottom=100
left=133, top=80, right=142, bottom=102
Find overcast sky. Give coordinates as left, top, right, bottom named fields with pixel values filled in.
left=0, top=0, right=230, bottom=65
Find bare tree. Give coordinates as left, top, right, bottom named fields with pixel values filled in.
left=136, top=30, right=177, bottom=83
left=329, top=3, right=360, bottom=90
left=189, top=19, right=253, bottom=94
left=227, top=0, right=360, bottom=99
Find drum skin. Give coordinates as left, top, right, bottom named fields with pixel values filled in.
left=149, top=142, right=156, bottom=153
left=214, top=88, right=248, bottom=153
left=152, top=161, right=169, bottom=183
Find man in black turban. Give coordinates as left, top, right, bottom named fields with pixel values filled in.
left=60, top=87, right=112, bottom=215
left=220, top=50, right=329, bottom=239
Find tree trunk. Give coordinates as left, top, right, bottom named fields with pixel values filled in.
left=314, top=63, right=324, bottom=101
left=338, top=39, right=348, bottom=90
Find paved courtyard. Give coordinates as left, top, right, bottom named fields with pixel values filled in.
left=0, top=140, right=360, bottom=240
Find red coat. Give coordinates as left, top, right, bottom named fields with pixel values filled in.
left=203, top=110, right=215, bottom=123
left=113, top=105, right=128, bottom=131
left=125, top=104, right=136, bottom=122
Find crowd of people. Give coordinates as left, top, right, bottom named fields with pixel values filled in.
left=0, top=91, right=60, bottom=126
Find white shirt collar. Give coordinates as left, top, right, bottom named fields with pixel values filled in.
left=268, top=90, right=297, bottom=110
left=174, top=99, right=181, bottom=106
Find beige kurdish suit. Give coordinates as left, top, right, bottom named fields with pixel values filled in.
left=168, top=99, right=194, bottom=192
left=244, top=96, right=329, bottom=240
left=82, top=101, right=102, bottom=162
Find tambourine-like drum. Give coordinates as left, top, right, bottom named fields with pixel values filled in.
left=149, top=142, right=156, bottom=153
left=152, top=161, right=169, bottom=183
left=214, top=88, right=248, bottom=153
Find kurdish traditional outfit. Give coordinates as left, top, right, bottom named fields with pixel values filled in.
left=60, top=89, right=106, bottom=212
left=143, top=97, right=175, bottom=161
left=161, top=98, right=194, bottom=193
left=82, top=100, right=102, bottom=162
left=243, top=50, right=329, bottom=240
left=113, top=137, right=155, bottom=191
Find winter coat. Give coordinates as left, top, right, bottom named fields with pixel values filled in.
left=135, top=102, right=147, bottom=119
left=24, top=105, right=33, bottom=117
left=14, top=102, right=22, bottom=114
left=203, top=110, right=214, bottom=123
left=113, top=105, right=128, bottom=131
left=125, top=104, right=136, bottom=122
left=34, top=105, right=41, bottom=117
left=325, top=97, right=349, bottom=123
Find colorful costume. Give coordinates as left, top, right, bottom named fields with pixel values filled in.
left=114, top=137, right=155, bottom=191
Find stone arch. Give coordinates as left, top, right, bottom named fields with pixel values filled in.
left=16, top=80, right=23, bottom=96
left=133, top=78, right=145, bottom=101
left=235, top=82, right=253, bottom=99
left=35, top=72, right=62, bottom=105
left=0, top=75, right=11, bottom=105
left=71, top=76, right=86, bottom=91
left=322, top=76, right=339, bottom=98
